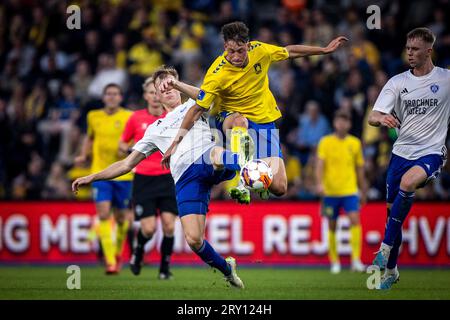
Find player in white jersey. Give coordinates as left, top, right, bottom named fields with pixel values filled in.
left=72, top=66, right=245, bottom=289
left=368, top=28, right=449, bottom=289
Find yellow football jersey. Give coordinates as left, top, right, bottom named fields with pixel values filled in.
left=317, top=134, right=364, bottom=196
left=87, top=108, right=133, bottom=181
left=196, top=41, right=289, bottom=123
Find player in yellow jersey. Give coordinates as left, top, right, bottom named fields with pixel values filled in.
left=74, top=83, right=133, bottom=274
left=316, top=111, right=367, bottom=274
left=159, top=21, right=348, bottom=204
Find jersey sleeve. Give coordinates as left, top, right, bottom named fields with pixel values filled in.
left=373, top=78, right=398, bottom=114
left=121, top=113, right=135, bottom=143
left=132, top=126, right=158, bottom=157
left=261, top=42, right=289, bottom=62
left=197, top=72, right=220, bottom=109
left=317, top=138, right=326, bottom=160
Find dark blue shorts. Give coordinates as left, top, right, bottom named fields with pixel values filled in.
left=215, top=111, right=283, bottom=159
left=175, top=151, right=236, bottom=217
left=386, top=153, right=445, bottom=203
left=92, top=180, right=132, bottom=209
left=322, top=195, right=360, bottom=220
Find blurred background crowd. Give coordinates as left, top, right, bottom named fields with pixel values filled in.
left=0, top=0, right=449, bottom=201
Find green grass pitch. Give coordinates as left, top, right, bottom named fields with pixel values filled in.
left=1, top=265, right=449, bottom=300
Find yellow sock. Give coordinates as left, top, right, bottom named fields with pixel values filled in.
left=230, top=126, right=248, bottom=154
left=98, top=219, right=116, bottom=266
left=350, top=224, right=362, bottom=262
left=115, top=219, right=130, bottom=258
left=328, top=230, right=338, bottom=264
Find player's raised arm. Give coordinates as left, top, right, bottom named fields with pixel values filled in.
left=159, top=77, right=200, bottom=100
left=72, top=150, right=146, bottom=193
left=285, top=36, right=348, bottom=59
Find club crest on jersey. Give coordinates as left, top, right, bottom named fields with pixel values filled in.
left=430, top=84, right=439, bottom=93
left=254, top=63, right=262, bottom=74
left=197, top=90, right=205, bottom=101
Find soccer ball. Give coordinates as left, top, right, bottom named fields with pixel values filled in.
left=240, top=159, right=273, bottom=190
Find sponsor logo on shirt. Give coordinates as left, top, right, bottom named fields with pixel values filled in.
left=403, top=98, right=438, bottom=115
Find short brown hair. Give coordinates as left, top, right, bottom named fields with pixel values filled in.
left=103, top=83, right=122, bottom=95
left=152, top=65, right=179, bottom=84
left=221, top=21, right=249, bottom=44
left=407, top=27, right=436, bottom=46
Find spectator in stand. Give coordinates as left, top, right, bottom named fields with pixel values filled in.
left=88, top=53, right=128, bottom=100
left=289, top=100, right=331, bottom=166
left=42, top=161, right=72, bottom=200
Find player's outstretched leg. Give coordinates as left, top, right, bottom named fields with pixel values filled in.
left=182, top=214, right=244, bottom=289
left=191, top=239, right=244, bottom=289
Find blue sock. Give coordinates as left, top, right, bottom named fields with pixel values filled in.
left=383, top=189, right=414, bottom=246
left=194, top=240, right=231, bottom=276
left=221, top=150, right=241, bottom=171
left=387, top=230, right=402, bottom=269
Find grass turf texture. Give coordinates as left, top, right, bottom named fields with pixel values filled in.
left=1, top=266, right=449, bottom=300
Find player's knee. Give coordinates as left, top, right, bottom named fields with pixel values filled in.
left=400, top=176, right=418, bottom=192
left=348, top=213, right=360, bottom=225
left=232, top=115, right=248, bottom=128
left=184, top=233, right=203, bottom=251
left=270, top=180, right=287, bottom=196
left=162, top=222, right=175, bottom=237
left=141, top=221, right=156, bottom=237
left=328, top=220, right=337, bottom=231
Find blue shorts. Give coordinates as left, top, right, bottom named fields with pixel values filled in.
left=322, top=195, right=360, bottom=220
left=215, top=111, right=283, bottom=159
left=175, top=151, right=236, bottom=217
left=92, top=180, right=132, bottom=209
left=386, top=153, right=445, bottom=203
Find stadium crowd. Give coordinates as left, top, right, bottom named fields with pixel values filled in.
left=0, top=0, right=449, bottom=201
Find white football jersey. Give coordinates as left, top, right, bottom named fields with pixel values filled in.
left=133, top=98, right=215, bottom=183
left=373, top=66, right=450, bottom=160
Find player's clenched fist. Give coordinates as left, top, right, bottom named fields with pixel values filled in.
left=72, top=175, right=94, bottom=193
left=158, top=77, right=176, bottom=93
